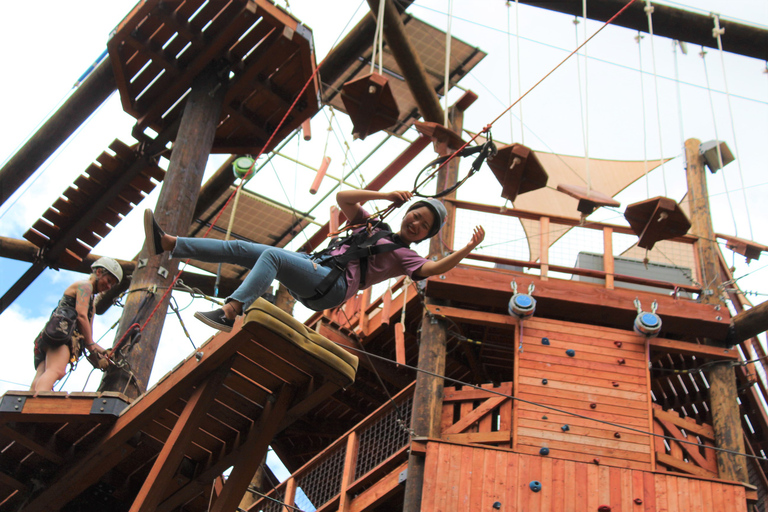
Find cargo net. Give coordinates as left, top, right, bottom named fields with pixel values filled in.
left=355, top=396, right=413, bottom=480
left=294, top=443, right=347, bottom=511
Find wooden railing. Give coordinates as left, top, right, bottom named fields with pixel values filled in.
left=450, top=198, right=701, bottom=293
left=246, top=383, right=415, bottom=512
left=652, top=404, right=718, bottom=478
left=440, top=382, right=513, bottom=446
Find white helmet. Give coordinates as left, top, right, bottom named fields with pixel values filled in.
left=92, top=257, right=123, bottom=284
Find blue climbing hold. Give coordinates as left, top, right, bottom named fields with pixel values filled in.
left=539, top=447, right=550, bottom=456
left=541, top=337, right=550, bottom=345
left=529, top=480, right=542, bottom=492
left=542, top=379, right=548, bottom=385
left=566, top=349, right=575, bottom=357
left=561, top=424, right=570, bottom=432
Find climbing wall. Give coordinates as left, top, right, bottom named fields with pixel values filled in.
left=514, top=317, right=653, bottom=470
left=420, top=442, right=747, bottom=511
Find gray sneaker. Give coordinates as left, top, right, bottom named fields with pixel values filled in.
left=194, top=308, right=234, bottom=332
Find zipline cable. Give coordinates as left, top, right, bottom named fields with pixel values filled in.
left=713, top=14, right=754, bottom=241
left=700, top=46, right=739, bottom=238
left=636, top=31, right=650, bottom=199
left=410, top=0, right=638, bottom=200
left=644, top=0, right=668, bottom=197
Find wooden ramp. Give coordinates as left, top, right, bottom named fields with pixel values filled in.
left=0, top=299, right=357, bottom=511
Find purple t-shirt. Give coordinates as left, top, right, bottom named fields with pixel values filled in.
left=329, top=208, right=428, bottom=301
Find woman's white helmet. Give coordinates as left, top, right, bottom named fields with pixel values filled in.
left=91, top=257, right=123, bottom=284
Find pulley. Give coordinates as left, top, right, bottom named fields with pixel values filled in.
left=508, top=280, right=536, bottom=319
left=633, top=298, right=662, bottom=337
left=232, top=156, right=255, bottom=181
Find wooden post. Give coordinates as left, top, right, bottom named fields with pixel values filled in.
left=684, top=137, right=748, bottom=483
left=603, top=227, right=614, bottom=289
left=99, top=68, right=226, bottom=398
left=403, top=96, right=472, bottom=512
left=540, top=216, right=550, bottom=280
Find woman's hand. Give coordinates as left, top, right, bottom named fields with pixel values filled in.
left=467, top=225, right=485, bottom=250
left=385, top=190, right=412, bottom=206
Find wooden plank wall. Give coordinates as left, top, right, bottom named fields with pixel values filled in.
left=420, top=442, right=747, bottom=512
left=515, top=317, right=653, bottom=470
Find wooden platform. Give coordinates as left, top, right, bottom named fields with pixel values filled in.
left=108, top=0, right=319, bottom=154
left=0, top=299, right=357, bottom=511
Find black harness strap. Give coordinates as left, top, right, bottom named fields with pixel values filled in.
left=306, top=225, right=408, bottom=302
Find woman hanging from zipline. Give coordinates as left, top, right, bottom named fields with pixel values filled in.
left=143, top=190, right=485, bottom=332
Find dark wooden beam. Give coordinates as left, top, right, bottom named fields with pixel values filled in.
left=727, top=301, right=768, bottom=346
left=519, top=0, right=768, bottom=61
left=0, top=57, right=116, bottom=208
left=366, top=0, right=444, bottom=124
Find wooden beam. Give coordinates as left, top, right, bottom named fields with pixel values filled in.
left=211, top=385, right=295, bottom=512
left=649, top=337, right=739, bottom=361
left=425, top=303, right=516, bottom=329
left=0, top=57, right=116, bottom=208
left=101, top=67, right=226, bottom=399
left=349, top=461, right=407, bottom=512
left=426, top=265, right=730, bottom=340
left=366, top=0, right=444, bottom=124
left=656, top=452, right=718, bottom=479
left=727, top=300, right=768, bottom=346
left=130, top=366, right=229, bottom=512
left=517, top=0, right=768, bottom=61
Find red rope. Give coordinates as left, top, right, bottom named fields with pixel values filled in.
left=413, top=0, right=638, bottom=193
left=138, top=57, right=328, bottom=333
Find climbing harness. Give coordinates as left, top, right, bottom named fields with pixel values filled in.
left=304, top=220, right=409, bottom=304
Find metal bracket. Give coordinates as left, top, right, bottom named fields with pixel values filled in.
left=157, top=266, right=168, bottom=279
left=90, top=396, right=130, bottom=416
left=0, top=395, right=26, bottom=413
left=398, top=468, right=408, bottom=485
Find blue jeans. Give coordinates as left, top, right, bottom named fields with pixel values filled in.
left=172, top=238, right=347, bottom=311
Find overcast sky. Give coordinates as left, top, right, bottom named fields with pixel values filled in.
left=0, top=0, right=766, bottom=406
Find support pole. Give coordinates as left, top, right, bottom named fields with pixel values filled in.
left=684, top=137, right=748, bottom=483
left=99, top=68, right=226, bottom=398
left=403, top=97, right=469, bottom=512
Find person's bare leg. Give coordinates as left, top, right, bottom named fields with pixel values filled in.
left=34, top=344, right=71, bottom=391
left=161, top=234, right=176, bottom=252
left=30, top=362, right=46, bottom=391
left=223, top=300, right=243, bottom=320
